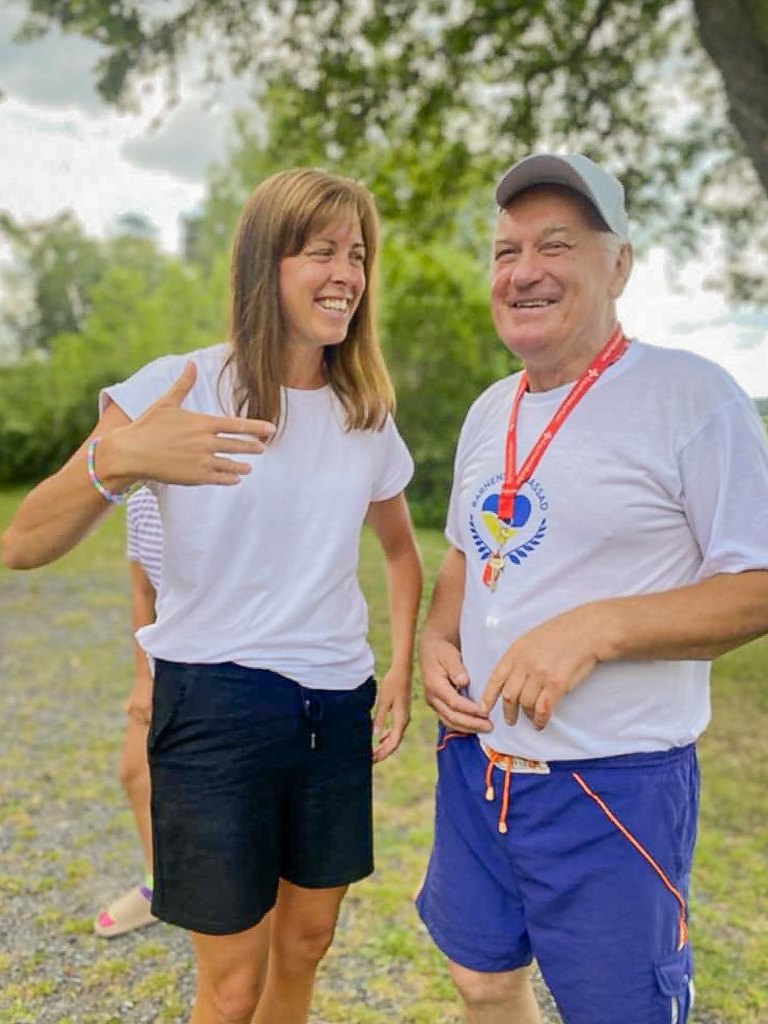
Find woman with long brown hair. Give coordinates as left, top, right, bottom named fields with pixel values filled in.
left=3, top=168, right=422, bottom=1024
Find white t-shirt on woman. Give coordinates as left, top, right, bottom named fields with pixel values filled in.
left=101, top=343, right=414, bottom=691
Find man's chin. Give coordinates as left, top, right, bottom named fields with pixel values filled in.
left=498, top=331, right=556, bottom=361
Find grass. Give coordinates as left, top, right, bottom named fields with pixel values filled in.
left=1, top=484, right=767, bottom=1023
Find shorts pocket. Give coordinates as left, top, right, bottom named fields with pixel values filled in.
left=147, top=661, right=188, bottom=756
left=654, top=945, right=694, bottom=1024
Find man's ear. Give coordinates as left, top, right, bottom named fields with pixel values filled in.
left=609, top=242, right=634, bottom=299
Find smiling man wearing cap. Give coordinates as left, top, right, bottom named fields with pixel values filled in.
left=415, top=153, right=768, bottom=1024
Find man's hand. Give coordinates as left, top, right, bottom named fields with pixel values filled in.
left=479, top=605, right=606, bottom=730
left=420, top=636, right=490, bottom=734
left=125, top=672, right=153, bottom=726
left=372, top=667, right=412, bottom=764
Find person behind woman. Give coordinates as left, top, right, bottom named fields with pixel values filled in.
left=95, top=486, right=162, bottom=938
left=2, top=168, right=423, bottom=1024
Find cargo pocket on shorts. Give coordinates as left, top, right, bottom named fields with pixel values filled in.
left=654, top=944, right=694, bottom=1024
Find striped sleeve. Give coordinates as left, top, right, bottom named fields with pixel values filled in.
left=125, top=488, right=163, bottom=592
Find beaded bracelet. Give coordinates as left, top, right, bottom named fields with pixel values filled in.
left=86, top=437, right=136, bottom=505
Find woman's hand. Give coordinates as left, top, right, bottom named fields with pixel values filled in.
left=99, top=361, right=277, bottom=490
left=372, top=667, right=412, bottom=763
left=125, top=672, right=153, bottom=727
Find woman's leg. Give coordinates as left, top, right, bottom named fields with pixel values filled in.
left=191, top=917, right=272, bottom=1024
left=251, top=880, right=347, bottom=1024
left=94, top=716, right=155, bottom=937
left=119, top=715, right=153, bottom=872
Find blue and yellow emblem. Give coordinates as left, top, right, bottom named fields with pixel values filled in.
left=468, top=475, right=547, bottom=574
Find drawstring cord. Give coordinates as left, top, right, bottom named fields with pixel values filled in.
left=438, top=730, right=513, bottom=833
left=302, top=694, right=324, bottom=751
left=484, top=748, right=514, bottom=834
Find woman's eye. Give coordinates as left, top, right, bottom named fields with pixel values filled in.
left=350, top=251, right=366, bottom=264
left=308, top=248, right=333, bottom=260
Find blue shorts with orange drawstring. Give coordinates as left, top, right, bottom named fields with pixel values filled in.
left=415, top=728, right=699, bottom=1024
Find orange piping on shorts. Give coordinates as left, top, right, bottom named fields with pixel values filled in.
left=436, top=730, right=466, bottom=752
left=571, top=770, right=688, bottom=950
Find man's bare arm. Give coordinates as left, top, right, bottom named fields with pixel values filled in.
left=481, top=569, right=768, bottom=730
left=420, top=547, right=490, bottom=733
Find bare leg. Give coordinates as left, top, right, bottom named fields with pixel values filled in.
left=251, top=879, right=347, bottom=1024
left=93, top=717, right=155, bottom=937
left=190, top=917, right=272, bottom=1024
left=449, top=961, right=542, bottom=1024
left=119, top=716, right=152, bottom=872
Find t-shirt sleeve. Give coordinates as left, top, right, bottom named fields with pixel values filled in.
left=99, top=353, right=191, bottom=421
left=679, top=395, right=768, bottom=578
left=445, top=424, right=467, bottom=551
left=370, top=415, right=415, bottom=502
left=445, top=394, right=488, bottom=551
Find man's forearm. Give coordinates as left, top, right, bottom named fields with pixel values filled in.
left=594, top=570, right=768, bottom=664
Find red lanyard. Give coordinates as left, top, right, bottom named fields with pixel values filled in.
left=483, top=326, right=629, bottom=590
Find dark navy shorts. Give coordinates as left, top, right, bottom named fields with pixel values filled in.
left=415, top=729, right=699, bottom=1024
left=148, top=660, right=376, bottom=935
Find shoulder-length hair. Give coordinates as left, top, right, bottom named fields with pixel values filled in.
left=221, top=167, right=395, bottom=431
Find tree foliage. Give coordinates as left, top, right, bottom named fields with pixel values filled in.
left=0, top=211, right=168, bottom=354
left=15, top=0, right=768, bottom=302
left=0, top=255, right=229, bottom=484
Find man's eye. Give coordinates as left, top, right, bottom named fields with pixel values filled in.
left=494, top=248, right=517, bottom=261
left=542, top=242, right=569, bottom=253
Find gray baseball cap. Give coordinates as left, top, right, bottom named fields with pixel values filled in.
left=495, top=153, right=630, bottom=240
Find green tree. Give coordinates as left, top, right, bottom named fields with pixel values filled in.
left=0, top=255, right=229, bottom=483
left=15, top=0, right=768, bottom=301
left=0, top=211, right=106, bottom=353
left=0, top=210, right=168, bottom=356
left=380, top=235, right=512, bottom=525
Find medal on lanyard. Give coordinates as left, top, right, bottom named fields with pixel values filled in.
left=483, top=326, right=630, bottom=591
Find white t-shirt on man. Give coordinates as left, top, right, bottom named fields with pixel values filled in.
left=102, top=343, right=414, bottom=690
left=446, top=339, right=768, bottom=760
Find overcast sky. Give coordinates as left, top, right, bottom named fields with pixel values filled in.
left=1, top=2, right=767, bottom=395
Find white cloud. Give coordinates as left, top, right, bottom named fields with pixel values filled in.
left=121, top=103, right=226, bottom=184
left=0, top=99, right=203, bottom=252
left=121, top=78, right=255, bottom=182
left=619, top=247, right=768, bottom=398
left=0, top=3, right=108, bottom=114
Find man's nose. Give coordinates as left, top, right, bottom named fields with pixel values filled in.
left=510, top=249, right=545, bottom=288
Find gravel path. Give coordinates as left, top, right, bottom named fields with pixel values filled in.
left=0, top=566, right=565, bottom=1024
